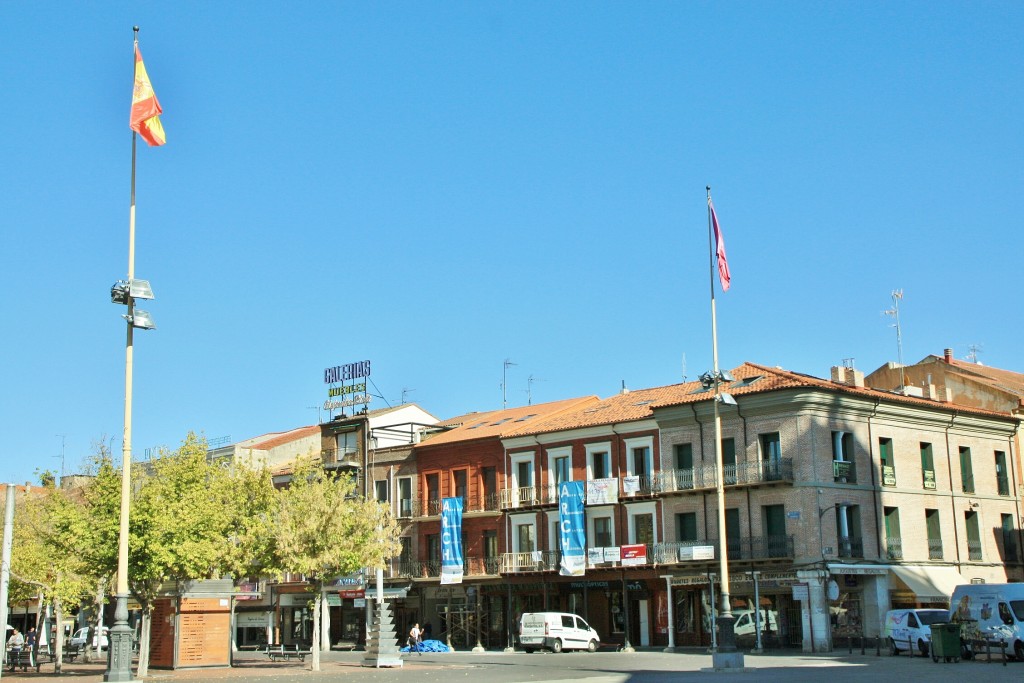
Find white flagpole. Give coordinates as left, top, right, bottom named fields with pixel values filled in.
left=706, top=186, right=736, bottom=653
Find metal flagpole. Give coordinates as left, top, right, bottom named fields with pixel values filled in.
left=105, top=27, right=140, bottom=683
left=706, top=187, right=741, bottom=667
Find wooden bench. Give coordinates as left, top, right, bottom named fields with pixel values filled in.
left=265, top=644, right=311, bottom=662
left=6, top=648, right=39, bottom=673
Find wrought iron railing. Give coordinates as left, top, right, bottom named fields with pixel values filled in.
left=500, top=550, right=560, bottom=573
left=885, top=537, right=903, bottom=560
left=837, top=536, right=864, bottom=558
left=968, top=541, right=983, bottom=561
left=928, top=538, right=943, bottom=560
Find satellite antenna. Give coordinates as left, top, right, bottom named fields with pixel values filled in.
left=882, top=289, right=905, bottom=387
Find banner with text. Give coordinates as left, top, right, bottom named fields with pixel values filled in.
left=558, top=481, right=586, bottom=576
left=440, top=497, right=464, bottom=585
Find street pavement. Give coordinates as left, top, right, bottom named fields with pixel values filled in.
left=8, top=647, right=1022, bottom=682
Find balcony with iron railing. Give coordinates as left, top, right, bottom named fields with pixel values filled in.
left=837, top=536, right=864, bottom=558
left=655, top=458, right=794, bottom=495
left=650, top=536, right=795, bottom=563
left=500, top=550, right=560, bottom=573
left=885, top=537, right=903, bottom=560
left=498, top=460, right=795, bottom=511
left=968, top=541, right=983, bottom=561
left=928, top=538, right=943, bottom=560
left=320, top=447, right=360, bottom=468
left=395, top=556, right=500, bottom=579
left=409, top=493, right=501, bottom=517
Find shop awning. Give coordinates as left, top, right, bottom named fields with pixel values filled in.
left=889, top=565, right=965, bottom=602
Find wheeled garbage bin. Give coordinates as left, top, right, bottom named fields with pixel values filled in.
left=930, top=623, right=961, bottom=663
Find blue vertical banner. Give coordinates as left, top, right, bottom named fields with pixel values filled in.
left=559, top=481, right=586, bottom=576
left=441, top=496, right=464, bottom=585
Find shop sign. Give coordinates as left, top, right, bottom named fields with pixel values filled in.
left=621, top=544, right=647, bottom=567
left=678, top=545, right=715, bottom=561
left=792, top=583, right=809, bottom=601
left=339, top=590, right=365, bottom=599
left=603, top=547, right=621, bottom=563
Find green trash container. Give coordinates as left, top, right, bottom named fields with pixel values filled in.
left=930, top=623, right=961, bottom=663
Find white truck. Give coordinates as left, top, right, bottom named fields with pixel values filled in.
left=518, top=612, right=600, bottom=653
left=949, top=583, right=1024, bottom=659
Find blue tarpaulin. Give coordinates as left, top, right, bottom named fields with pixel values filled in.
left=401, top=639, right=451, bottom=653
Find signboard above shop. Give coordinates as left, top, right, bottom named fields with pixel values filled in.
left=323, top=360, right=372, bottom=413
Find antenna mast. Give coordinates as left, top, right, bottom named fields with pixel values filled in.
left=883, top=290, right=905, bottom=386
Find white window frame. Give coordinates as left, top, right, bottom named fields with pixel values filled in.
left=587, top=506, right=616, bottom=550
left=626, top=501, right=658, bottom=544
left=510, top=513, right=538, bottom=553
left=374, top=479, right=389, bottom=502
left=396, top=476, right=413, bottom=518
left=624, top=436, right=655, bottom=478
left=545, top=510, right=560, bottom=552
left=585, top=442, right=613, bottom=480
left=547, top=445, right=572, bottom=502
left=510, top=451, right=536, bottom=507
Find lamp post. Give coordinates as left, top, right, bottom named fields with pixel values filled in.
left=106, top=134, right=157, bottom=683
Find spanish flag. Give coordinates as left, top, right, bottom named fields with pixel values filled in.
left=130, top=46, right=166, bottom=146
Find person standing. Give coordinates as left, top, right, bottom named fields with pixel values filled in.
left=408, top=623, right=422, bottom=656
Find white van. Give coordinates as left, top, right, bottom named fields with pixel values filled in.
left=950, top=583, right=1024, bottom=659
left=733, top=609, right=778, bottom=640
left=519, top=612, right=600, bottom=653
left=883, top=609, right=948, bottom=655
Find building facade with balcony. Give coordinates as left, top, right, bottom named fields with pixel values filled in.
left=651, top=362, right=1021, bottom=652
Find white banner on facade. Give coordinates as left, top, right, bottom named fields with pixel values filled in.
left=586, top=478, right=619, bottom=505
left=622, top=476, right=640, bottom=495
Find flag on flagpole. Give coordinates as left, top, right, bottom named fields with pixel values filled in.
left=709, top=199, right=731, bottom=291
left=130, top=46, right=166, bottom=147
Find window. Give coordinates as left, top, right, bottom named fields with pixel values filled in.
left=673, top=443, right=695, bottom=489
left=884, top=507, right=902, bottom=559
left=511, top=452, right=536, bottom=506
left=483, top=530, right=498, bottom=559
left=397, top=477, right=413, bottom=517
left=453, top=469, right=468, bottom=503
left=996, top=451, right=1010, bottom=496
left=513, top=519, right=536, bottom=553
left=879, top=438, right=895, bottom=486
left=760, top=432, right=782, bottom=480
left=725, top=508, right=741, bottom=558
left=722, top=438, right=737, bottom=485
left=634, top=513, right=655, bottom=545
left=832, top=431, right=856, bottom=483
left=625, top=437, right=654, bottom=479
left=762, top=504, right=786, bottom=557
left=590, top=514, right=614, bottom=548
left=1002, top=514, right=1018, bottom=562
left=426, top=473, right=440, bottom=515
left=926, top=509, right=942, bottom=559
left=836, top=505, right=862, bottom=558
left=586, top=443, right=612, bottom=480
left=548, top=514, right=560, bottom=552
left=959, top=447, right=974, bottom=494
left=374, top=479, right=389, bottom=502
left=676, top=512, right=698, bottom=542
left=921, top=443, right=936, bottom=490
left=548, top=447, right=572, bottom=500
left=427, top=534, right=441, bottom=568
left=399, top=536, right=412, bottom=563
left=965, top=511, right=982, bottom=560
left=482, top=467, right=497, bottom=510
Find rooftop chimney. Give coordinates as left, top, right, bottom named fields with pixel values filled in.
left=944, top=348, right=954, bottom=363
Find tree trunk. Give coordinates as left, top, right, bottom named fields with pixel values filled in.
left=53, top=599, right=65, bottom=675
left=136, top=607, right=152, bottom=678
left=311, top=590, right=322, bottom=671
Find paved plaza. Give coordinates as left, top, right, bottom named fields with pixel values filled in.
left=8, top=648, right=1022, bottom=683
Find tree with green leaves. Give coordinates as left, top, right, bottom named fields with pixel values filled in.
left=8, top=485, right=94, bottom=673
left=273, top=455, right=400, bottom=671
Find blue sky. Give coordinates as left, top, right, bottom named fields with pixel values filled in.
left=2, top=2, right=1021, bottom=484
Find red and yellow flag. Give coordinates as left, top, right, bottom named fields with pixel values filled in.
left=130, top=46, right=166, bottom=146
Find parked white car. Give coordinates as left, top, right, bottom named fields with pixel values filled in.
left=884, top=609, right=948, bottom=655
left=70, top=627, right=109, bottom=650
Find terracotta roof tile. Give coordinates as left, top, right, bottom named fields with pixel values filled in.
left=417, top=397, right=600, bottom=448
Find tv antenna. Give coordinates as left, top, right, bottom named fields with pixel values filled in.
left=54, top=434, right=66, bottom=479
left=401, top=388, right=416, bottom=405
left=501, top=358, right=517, bottom=409
left=882, top=289, right=905, bottom=386
left=965, top=344, right=984, bottom=364
left=525, top=375, right=545, bottom=406
left=681, top=353, right=688, bottom=382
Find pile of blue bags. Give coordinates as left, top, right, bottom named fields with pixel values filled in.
left=401, top=639, right=451, bottom=653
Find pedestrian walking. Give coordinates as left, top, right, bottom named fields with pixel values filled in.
left=408, top=623, right=422, bottom=655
